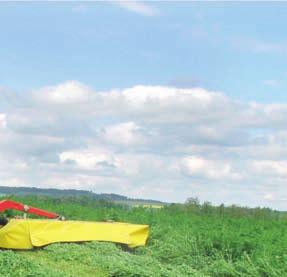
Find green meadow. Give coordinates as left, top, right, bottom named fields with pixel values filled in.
left=0, top=196, right=287, bottom=276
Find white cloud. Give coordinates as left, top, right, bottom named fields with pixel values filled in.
left=3, top=81, right=287, bottom=209
left=251, top=160, right=287, bottom=177
left=36, top=81, right=92, bottom=104
left=102, top=121, right=144, bottom=146
left=59, top=148, right=166, bottom=178
left=263, top=193, right=274, bottom=201
left=117, top=1, right=159, bottom=16
left=60, top=148, right=118, bottom=171
left=178, top=156, right=241, bottom=180
left=0, top=114, right=7, bottom=128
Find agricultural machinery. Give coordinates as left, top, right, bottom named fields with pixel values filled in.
left=0, top=199, right=149, bottom=249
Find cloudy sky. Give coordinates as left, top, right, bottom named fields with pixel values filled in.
left=1, top=2, right=287, bottom=209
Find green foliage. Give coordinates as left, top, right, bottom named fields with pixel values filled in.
left=0, top=195, right=287, bottom=276
left=0, top=250, right=68, bottom=277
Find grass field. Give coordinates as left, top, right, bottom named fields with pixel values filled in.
left=0, top=196, right=287, bottom=276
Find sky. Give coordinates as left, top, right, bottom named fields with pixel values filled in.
left=1, top=2, right=287, bottom=209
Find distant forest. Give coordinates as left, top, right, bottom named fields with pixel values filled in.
left=0, top=186, right=165, bottom=205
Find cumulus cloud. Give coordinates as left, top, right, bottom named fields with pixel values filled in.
left=179, top=156, right=242, bottom=181
left=263, top=193, right=274, bottom=201
left=2, top=81, right=287, bottom=209
left=251, top=160, right=287, bottom=177
left=0, top=114, right=7, bottom=128
left=102, top=122, right=144, bottom=146
left=36, top=81, right=92, bottom=104
left=60, top=148, right=117, bottom=171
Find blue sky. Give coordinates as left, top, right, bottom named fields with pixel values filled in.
left=1, top=2, right=287, bottom=209
left=1, top=2, right=287, bottom=101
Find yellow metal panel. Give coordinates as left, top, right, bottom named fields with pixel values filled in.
left=0, top=220, right=32, bottom=249
left=0, top=219, right=149, bottom=249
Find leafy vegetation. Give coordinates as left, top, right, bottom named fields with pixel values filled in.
left=0, top=195, right=287, bottom=276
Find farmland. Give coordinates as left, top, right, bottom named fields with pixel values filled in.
left=0, top=196, right=287, bottom=276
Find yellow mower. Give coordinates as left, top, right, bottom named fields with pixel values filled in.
left=0, top=200, right=149, bottom=249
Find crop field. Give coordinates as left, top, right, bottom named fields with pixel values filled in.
left=0, top=196, right=287, bottom=276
